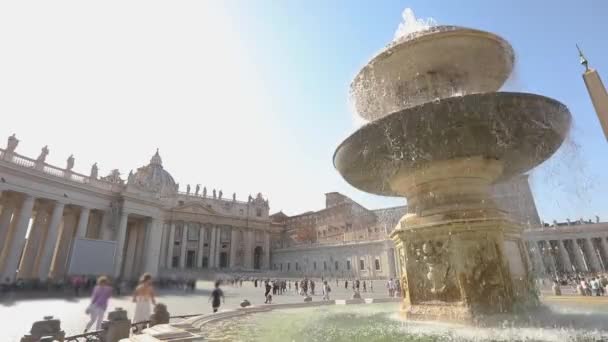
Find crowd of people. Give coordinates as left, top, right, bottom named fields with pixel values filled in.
left=551, top=274, right=608, bottom=296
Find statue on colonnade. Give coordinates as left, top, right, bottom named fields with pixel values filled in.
left=213, top=189, right=217, bottom=199
left=195, top=184, right=200, bottom=196
left=186, top=184, right=191, bottom=195
left=203, top=186, right=207, bottom=198
left=66, top=154, right=75, bottom=171
left=218, top=190, right=223, bottom=200
left=36, top=145, right=49, bottom=163
left=90, top=162, right=98, bottom=179
left=6, top=133, right=18, bottom=153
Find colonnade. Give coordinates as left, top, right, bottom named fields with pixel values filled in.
left=528, top=236, right=608, bottom=275
left=0, top=190, right=166, bottom=281
left=160, top=221, right=271, bottom=272
left=0, top=190, right=110, bottom=281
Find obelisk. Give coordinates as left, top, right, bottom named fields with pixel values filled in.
left=578, top=45, right=608, bottom=141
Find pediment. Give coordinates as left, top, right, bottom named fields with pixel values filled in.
left=173, top=202, right=217, bottom=215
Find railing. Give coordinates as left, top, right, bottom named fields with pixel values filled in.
left=0, top=147, right=120, bottom=192
left=63, top=314, right=203, bottom=342
left=10, top=153, right=36, bottom=168
left=43, top=164, right=66, bottom=177
left=177, top=191, right=251, bottom=205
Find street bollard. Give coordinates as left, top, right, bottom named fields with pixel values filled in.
left=105, top=307, right=131, bottom=342
left=21, top=316, right=65, bottom=342
left=150, top=303, right=170, bottom=327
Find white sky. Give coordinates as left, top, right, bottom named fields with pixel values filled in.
left=0, top=1, right=311, bottom=212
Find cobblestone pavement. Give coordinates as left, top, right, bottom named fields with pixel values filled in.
left=1, top=279, right=393, bottom=341
left=2, top=279, right=606, bottom=342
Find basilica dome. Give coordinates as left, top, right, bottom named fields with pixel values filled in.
left=129, top=149, right=178, bottom=197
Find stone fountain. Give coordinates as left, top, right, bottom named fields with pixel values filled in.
left=333, top=25, right=571, bottom=322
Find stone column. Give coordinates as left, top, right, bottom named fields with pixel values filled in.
left=197, top=225, right=206, bottom=268
left=122, top=224, right=138, bottom=278
left=144, top=218, right=163, bottom=276
left=0, top=198, right=16, bottom=256
left=1, top=195, right=35, bottom=280
left=38, top=202, right=65, bottom=280
left=158, top=223, right=168, bottom=269
left=263, top=231, right=271, bottom=270
left=113, top=211, right=130, bottom=278
left=75, top=207, right=91, bottom=238
left=229, top=227, right=238, bottom=268
left=585, top=237, right=602, bottom=272
left=133, top=222, right=147, bottom=276
left=99, top=210, right=113, bottom=241
left=244, top=230, right=254, bottom=270
left=18, top=207, right=49, bottom=279
left=528, top=241, right=544, bottom=275
left=179, top=223, right=188, bottom=269
left=208, top=226, right=217, bottom=268
left=166, top=222, right=175, bottom=269
left=558, top=240, right=573, bottom=273
left=600, top=236, right=608, bottom=271
left=572, top=239, right=589, bottom=272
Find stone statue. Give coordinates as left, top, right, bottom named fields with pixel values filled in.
left=5, top=133, right=18, bottom=153
left=248, top=194, right=253, bottom=202
left=233, top=193, right=236, bottom=201
left=418, top=238, right=451, bottom=295
left=186, top=184, right=191, bottom=195
left=128, top=170, right=134, bottom=183
left=36, top=145, right=49, bottom=163
left=66, top=154, right=74, bottom=171
left=596, top=215, right=600, bottom=223
left=213, top=189, right=217, bottom=199
left=203, top=186, right=207, bottom=198
left=195, top=184, right=200, bottom=196
left=218, top=190, right=223, bottom=199
left=90, top=162, right=98, bottom=179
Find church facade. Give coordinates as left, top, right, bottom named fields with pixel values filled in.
left=0, top=135, right=272, bottom=281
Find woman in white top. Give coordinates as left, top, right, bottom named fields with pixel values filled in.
left=132, top=273, right=156, bottom=332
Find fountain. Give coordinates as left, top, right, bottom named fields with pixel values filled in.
left=333, top=24, right=571, bottom=322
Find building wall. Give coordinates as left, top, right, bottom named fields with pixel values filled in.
left=271, top=240, right=397, bottom=279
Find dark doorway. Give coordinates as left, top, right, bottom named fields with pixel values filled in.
left=254, top=246, right=263, bottom=269
left=186, top=250, right=196, bottom=268
left=219, top=252, right=228, bottom=268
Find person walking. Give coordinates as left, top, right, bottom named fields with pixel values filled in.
left=209, top=280, right=224, bottom=313
left=84, top=276, right=112, bottom=332
left=132, top=273, right=156, bottom=333
left=295, top=280, right=299, bottom=294
left=264, top=281, right=272, bottom=303
left=322, top=281, right=331, bottom=301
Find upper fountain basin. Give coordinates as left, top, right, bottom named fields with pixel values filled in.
left=351, top=26, right=514, bottom=122
left=334, top=92, right=571, bottom=196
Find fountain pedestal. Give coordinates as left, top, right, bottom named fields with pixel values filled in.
left=389, top=157, right=535, bottom=322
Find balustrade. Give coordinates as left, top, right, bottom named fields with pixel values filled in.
left=0, top=147, right=120, bottom=192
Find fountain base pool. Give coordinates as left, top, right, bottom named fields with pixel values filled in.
left=199, top=301, right=608, bottom=342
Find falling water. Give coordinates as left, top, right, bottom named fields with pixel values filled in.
left=393, top=8, right=437, bottom=41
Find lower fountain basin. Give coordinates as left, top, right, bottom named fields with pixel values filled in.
left=333, top=92, right=571, bottom=197
left=199, top=301, right=608, bottom=342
